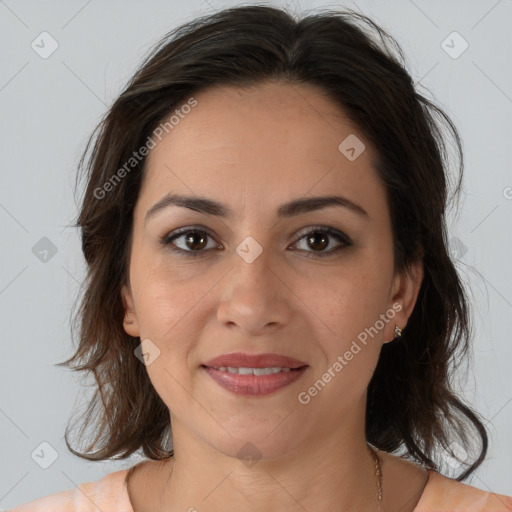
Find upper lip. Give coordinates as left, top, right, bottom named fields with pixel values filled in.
left=202, top=352, right=308, bottom=369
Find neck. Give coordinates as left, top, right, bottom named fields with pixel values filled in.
left=156, top=427, right=381, bottom=512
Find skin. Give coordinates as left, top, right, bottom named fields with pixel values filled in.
left=121, top=80, right=427, bottom=512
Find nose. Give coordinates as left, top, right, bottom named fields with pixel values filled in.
left=216, top=245, right=293, bottom=336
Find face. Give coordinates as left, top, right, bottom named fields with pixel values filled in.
left=121, top=80, right=423, bottom=460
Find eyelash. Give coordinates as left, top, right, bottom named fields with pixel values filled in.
left=159, top=225, right=353, bottom=259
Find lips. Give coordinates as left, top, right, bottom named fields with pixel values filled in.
left=202, top=352, right=308, bottom=370
left=203, top=365, right=308, bottom=396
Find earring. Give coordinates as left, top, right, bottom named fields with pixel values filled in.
left=394, top=324, right=402, bottom=339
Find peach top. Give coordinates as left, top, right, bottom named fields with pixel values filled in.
left=9, top=467, right=512, bottom=511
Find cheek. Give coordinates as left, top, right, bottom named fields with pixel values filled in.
left=131, top=244, right=210, bottom=335
left=304, top=258, right=393, bottom=375
left=130, top=257, right=226, bottom=382
left=136, top=282, right=206, bottom=356
left=312, top=260, right=391, bottom=326
left=300, top=268, right=390, bottom=413
left=133, top=276, right=202, bottom=408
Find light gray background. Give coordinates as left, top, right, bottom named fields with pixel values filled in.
left=1, top=0, right=511, bottom=509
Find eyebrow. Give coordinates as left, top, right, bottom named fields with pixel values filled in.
left=145, top=193, right=369, bottom=225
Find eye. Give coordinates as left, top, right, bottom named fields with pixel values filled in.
left=291, top=226, right=352, bottom=258
left=160, top=227, right=219, bottom=258
left=160, top=225, right=352, bottom=259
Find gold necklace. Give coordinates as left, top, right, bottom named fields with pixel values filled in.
left=368, top=445, right=383, bottom=510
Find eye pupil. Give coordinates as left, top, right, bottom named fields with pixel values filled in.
left=308, top=232, right=329, bottom=251
left=186, top=232, right=208, bottom=250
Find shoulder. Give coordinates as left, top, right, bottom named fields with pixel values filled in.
left=8, top=468, right=133, bottom=512
left=415, top=470, right=512, bottom=511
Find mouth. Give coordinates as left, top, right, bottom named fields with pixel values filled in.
left=200, top=364, right=309, bottom=396
left=200, top=365, right=306, bottom=374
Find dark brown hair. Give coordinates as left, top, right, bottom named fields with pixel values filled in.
left=58, top=4, right=488, bottom=481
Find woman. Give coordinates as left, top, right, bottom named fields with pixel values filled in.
left=11, top=5, right=512, bottom=512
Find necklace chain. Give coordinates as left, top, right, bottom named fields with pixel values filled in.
left=368, top=444, right=383, bottom=510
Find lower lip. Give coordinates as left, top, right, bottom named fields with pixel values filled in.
left=202, top=366, right=308, bottom=396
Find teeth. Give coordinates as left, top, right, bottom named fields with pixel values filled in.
left=214, top=366, right=292, bottom=375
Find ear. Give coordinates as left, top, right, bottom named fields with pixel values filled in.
left=121, top=283, right=140, bottom=338
left=383, top=259, right=424, bottom=344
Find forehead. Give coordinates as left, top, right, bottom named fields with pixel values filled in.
left=138, top=81, right=384, bottom=218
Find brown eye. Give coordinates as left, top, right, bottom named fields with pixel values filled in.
left=292, top=227, right=352, bottom=258
left=161, top=225, right=352, bottom=259
left=306, top=232, right=329, bottom=251
left=161, top=227, right=219, bottom=258
left=182, top=231, right=208, bottom=251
